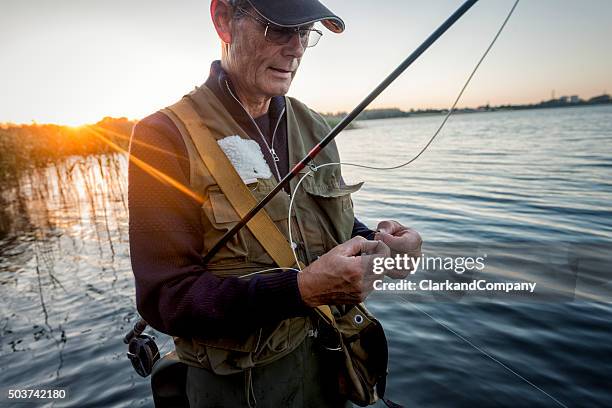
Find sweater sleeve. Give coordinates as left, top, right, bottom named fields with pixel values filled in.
left=352, top=217, right=375, bottom=239
left=127, top=113, right=309, bottom=338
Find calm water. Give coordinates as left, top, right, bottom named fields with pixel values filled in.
left=1, top=105, right=611, bottom=407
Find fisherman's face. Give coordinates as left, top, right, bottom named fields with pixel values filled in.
left=228, top=11, right=306, bottom=99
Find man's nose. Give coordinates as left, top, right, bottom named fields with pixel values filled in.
left=284, top=32, right=305, bottom=58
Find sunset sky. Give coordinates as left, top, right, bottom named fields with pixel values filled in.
left=1, top=0, right=611, bottom=125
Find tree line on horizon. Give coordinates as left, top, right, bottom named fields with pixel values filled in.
left=322, top=93, right=612, bottom=121
left=1, top=93, right=610, bottom=184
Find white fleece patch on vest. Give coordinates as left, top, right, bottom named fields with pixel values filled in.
left=217, top=135, right=272, bottom=182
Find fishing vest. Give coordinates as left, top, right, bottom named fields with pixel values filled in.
left=162, top=84, right=362, bottom=375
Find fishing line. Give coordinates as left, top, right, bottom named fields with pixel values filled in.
left=342, top=0, right=521, bottom=172
left=398, top=298, right=569, bottom=408
left=238, top=267, right=301, bottom=278
left=152, top=335, right=173, bottom=361
left=284, top=1, right=566, bottom=406
left=288, top=0, right=521, bottom=268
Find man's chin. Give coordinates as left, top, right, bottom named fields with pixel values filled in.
left=263, top=81, right=292, bottom=97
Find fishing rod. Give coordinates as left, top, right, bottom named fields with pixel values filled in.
left=202, top=0, right=479, bottom=265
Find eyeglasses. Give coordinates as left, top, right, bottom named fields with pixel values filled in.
left=235, top=7, right=323, bottom=48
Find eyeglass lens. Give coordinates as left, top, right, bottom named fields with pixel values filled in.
left=266, top=26, right=322, bottom=48
left=235, top=7, right=322, bottom=48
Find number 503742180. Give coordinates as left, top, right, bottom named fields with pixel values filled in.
left=7, top=389, right=67, bottom=399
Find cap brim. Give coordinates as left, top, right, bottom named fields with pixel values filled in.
left=246, top=0, right=345, bottom=33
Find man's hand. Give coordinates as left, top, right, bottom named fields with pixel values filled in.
left=374, top=220, right=423, bottom=279
left=297, top=236, right=390, bottom=307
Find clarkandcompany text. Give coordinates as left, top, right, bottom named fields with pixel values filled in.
left=373, top=279, right=537, bottom=293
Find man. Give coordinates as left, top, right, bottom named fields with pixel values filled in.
left=128, top=0, right=422, bottom=406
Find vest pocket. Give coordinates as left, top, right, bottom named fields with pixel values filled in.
left=301, top=179, right=363, bottom=250
left=183, top=317, right=310, bottom=374
left=203, top=182, right=293, bottom=266
left=201, top=188, right=249, bottom=265
left=304, top=182, right=363, bottom=205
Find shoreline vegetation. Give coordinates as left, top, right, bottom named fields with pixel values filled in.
left=0, top=93, right=609, bottom=239
left=0, top=117, right=132, bottom=185
left=1, top=93, right=610, bottom=184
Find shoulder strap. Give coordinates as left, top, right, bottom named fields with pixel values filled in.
left=163, top=98, right=336, bottom=323
left=164, top=98, right=296, bottom=268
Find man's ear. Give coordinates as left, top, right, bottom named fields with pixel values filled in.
left=211, top=0, right=233, bottom=44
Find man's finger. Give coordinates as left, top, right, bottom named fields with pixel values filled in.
left=376, top=220, right=403, bottom=235
left=374, top=231, right=397, bottom=247
left=360, top=239, right=390, bottom=257
left=359, top=253, right=383, bottom=278
left=336, top=235, right=367, bottom=257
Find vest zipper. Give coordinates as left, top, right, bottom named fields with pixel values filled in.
left=269, top=106, right=286, bottom=164
left=225, top=81, right=285, bottom=182
left=225, top=82, right=308, bottom=261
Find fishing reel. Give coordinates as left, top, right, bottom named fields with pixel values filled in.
left=124, top=319, right=159, bottom=377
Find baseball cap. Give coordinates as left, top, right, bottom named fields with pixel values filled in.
left=242, top=0, right=345, bottom=33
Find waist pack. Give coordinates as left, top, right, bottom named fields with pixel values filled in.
left=314, top=303, right=397, bottom=407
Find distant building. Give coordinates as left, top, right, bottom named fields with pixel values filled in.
left=569, top=95, right=580, bottom=103
left=558, top=96, right=569, bottom=103
left=588, top=94, right=611, bottom=104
